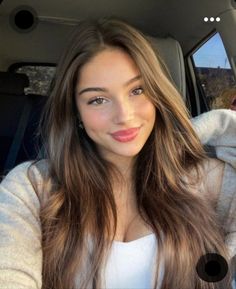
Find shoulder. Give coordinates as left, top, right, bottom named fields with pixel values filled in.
left=1, top=159, right=48, bottom=187
left=0, top=159, right=49, bottom=209
left=191, top=109, right=236, bottom=145
left=1, top=160, right=36, bottom=189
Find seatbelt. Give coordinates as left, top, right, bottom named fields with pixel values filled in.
left=37, top=145, right=46, bottom=159
left=4, top=98, right=32, bottom=173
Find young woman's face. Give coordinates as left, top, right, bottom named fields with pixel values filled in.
left=75, top=48, right=156, bottom=164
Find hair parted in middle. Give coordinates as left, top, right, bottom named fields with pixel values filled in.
left=28, top=16, right=234, bottom=289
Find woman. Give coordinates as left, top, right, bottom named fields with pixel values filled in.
left=0, top=17, right=235, bottom=289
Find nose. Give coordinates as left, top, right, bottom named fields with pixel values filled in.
left=113, top=98, right=135, bottom=124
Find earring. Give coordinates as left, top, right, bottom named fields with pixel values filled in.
left=77, top=114, right=84, bottom=129
left=79, top=120, right=84, bottom=129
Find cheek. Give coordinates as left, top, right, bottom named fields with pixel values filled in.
left=138, top=99, right=156, bottom=122
left=82, top=111, right=109, bottom=131
left=76, top=99, right=109, bottom=131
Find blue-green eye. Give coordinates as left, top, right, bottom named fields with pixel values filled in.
left=87, top=86, right=144, bottom=106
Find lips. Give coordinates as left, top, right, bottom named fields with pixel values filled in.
left=110, top=127, right=140, bottom=137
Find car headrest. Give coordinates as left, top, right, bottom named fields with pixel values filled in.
left=0, top=71, right=29, bottom=95
left=146, top=36, right=186, bottom=102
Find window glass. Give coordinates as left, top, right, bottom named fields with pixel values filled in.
left=14, top=65, right=56, bottom=96
left=192, top=32, right=236, bottom=110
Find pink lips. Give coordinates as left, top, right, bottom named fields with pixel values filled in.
left=111, top=127, right=140, bottom=137
left=110, top=127, right=141, bottom=142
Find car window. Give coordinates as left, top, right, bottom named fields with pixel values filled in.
left=192, top=32, right=236, bottom=111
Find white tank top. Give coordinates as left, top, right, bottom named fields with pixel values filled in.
left=101, top=233, right=164, bottom=289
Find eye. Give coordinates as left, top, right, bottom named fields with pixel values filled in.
left=131, top=87, right=144, bottom=95
left=87, top=97, right=107, bottom=105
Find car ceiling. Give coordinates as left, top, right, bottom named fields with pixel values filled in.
left=0, top=0, right=235, bottom=68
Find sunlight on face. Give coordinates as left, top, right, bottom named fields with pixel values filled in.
left=75, top=48, right=156, bottom=167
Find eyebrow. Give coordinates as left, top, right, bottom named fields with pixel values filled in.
left=78, top=75, right=142, bottom=96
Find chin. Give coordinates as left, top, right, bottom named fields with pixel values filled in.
left=113, top=147, right=143, bottom=157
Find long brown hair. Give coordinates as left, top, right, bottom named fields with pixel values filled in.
left=28, top=16, right=234, bottom=289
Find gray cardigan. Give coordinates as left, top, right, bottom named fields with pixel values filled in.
left=191, top=109, right=236, bottom=260
left=0, top=109, right=235, bottom=289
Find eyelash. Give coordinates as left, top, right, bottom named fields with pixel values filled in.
left=87, top=86, right=144, bottom=105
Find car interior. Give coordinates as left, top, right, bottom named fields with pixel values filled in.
left=0, top=0, right=236, bottom=178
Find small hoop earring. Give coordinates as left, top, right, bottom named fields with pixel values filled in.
left=77, top=114, right=84, bottom=129
left=78, top=121, right=84, bottom=129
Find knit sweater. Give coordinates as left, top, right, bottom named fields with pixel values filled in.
left=0, top=109, right=235, bottom=289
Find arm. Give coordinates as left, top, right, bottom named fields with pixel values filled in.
left=191, top=109, right=236, bottom=282
left=0, top=161, right=42, bottom=289
left=202, top=157, right=236, bottom=287
left=191, top=109, right=236, bottom=256
left=191, top=109, right=236, bottom=169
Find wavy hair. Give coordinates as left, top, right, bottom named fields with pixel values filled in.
left=28, top=16, right=234, bottom=289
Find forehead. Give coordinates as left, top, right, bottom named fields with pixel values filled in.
left=77, top=48, right=140, bottom=86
